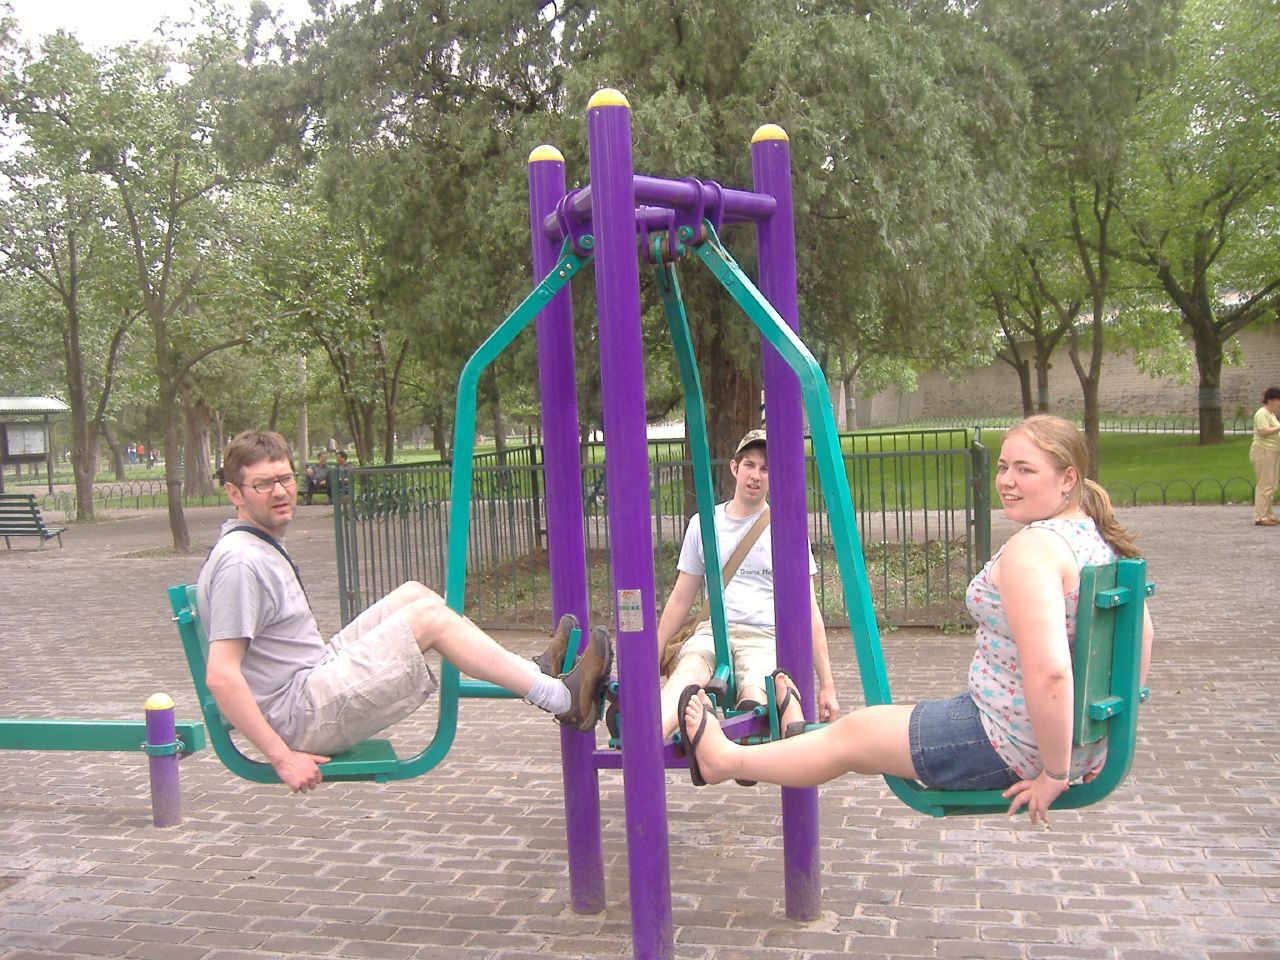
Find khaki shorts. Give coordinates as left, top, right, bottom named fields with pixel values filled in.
left=677, top=620, right=777, bottom=696
left=294, top=596, right=438, bottom=755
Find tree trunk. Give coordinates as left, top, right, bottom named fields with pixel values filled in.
left=100, top=421, right=126, bottom=480
left=691, top=299, right=761, bottom=505
left=1191, top=326, right=1225, bottom=445
left=432, top=400, right=448, bottom=459
left=1033, top=357, right=1052, bottom=413
left=159, top=381, right=191, bottom=552
left=1067, top=321, right=1104, bottom=480
left=212, top=410, right=224, bottom=469
left=181, top=383, right=216, bottom=498
left=1009, top=357, right=1034, bottom=417
left=62, top=299, right=97, bottom=521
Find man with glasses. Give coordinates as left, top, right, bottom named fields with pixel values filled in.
left=199, top=430, right=612, bottom=793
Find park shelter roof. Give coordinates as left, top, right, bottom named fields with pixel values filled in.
left=0, top=397, right=70, bottom=417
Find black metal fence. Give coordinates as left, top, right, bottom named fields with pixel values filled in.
left=334, top=436, right=991, bottom=630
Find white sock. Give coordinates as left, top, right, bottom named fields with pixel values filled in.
left=525, top=671, right=571, bottom=715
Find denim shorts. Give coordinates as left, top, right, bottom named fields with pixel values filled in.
left=908, top=693, right=1018, bottom=790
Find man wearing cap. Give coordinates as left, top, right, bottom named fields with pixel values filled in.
left=654, top=428, right=840, bottom=739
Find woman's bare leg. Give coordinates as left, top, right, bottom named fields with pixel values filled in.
left=684, top=689, right=917, bottom=787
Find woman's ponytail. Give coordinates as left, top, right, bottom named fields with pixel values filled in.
left=1080, top=478, right=1140, bottom=558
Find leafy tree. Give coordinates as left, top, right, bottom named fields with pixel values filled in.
left=0, top=32, right=143, bottom=517
left=986, top=0, right=1181, bottom=474
left=1115, top=0, right=1280, bottom=443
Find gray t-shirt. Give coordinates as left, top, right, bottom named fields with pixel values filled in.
left=677, top=503, right=817, bottom=630
left=196, top=519, right=329, bottom=747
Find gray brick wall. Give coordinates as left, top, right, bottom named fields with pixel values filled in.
left=845, top=324, right=1280, bottom=426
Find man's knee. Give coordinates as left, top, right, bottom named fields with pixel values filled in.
left=665, top=652, right=712, bottom=689
left=402, top=592, right=454, bottom=650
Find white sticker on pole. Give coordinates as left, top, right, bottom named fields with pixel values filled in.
left=616, top=589, right=645, bottom=632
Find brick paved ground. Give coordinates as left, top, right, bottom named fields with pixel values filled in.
left=1, top=503, right=1277, bottom=960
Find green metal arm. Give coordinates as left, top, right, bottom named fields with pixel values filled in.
left=445, top=240, right=593, bottom=714
left=690, top=224, right=891, bottom=706
left=652, top=250, right=735, bottom=701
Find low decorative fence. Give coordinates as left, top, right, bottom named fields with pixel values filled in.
left=36, top=480, right=230, bottom=516
left=334, top=435, right=991, bottom=630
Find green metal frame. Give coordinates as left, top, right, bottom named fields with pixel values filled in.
left=0, top=717, right=206, bottom=755
left=166, top=240, right=593, bottom=785
left=685, top=222, right=1147, bottom=816
left=652, top=250, right=736, bottom=702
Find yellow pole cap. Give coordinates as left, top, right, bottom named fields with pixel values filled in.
left=588, top=88, right=630, bottom=110
left=145, top=693, right=175, bottom=711
left=529, top=144, right=565, bottom=164
left=752, top=124, right=790, bottom=143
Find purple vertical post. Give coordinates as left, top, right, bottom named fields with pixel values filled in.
left=752, top=123, right=821, bottom=920
left=586, top=88, right=674, bottom=960
left=144, top=693, right=181, bottom=828
left=528, top=145, right=605, bottom=914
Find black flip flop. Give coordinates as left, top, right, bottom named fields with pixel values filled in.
left=770, top=669, right=808, bottom=738
left=677, top=684, right=708, bottom=787
left=733, top=698, right=763, bottom=786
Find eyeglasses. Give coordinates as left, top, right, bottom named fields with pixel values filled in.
left=240, top=474, right=297, bottom=495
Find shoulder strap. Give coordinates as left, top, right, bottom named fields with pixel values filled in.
left=227, top=524, right=305, bottom=594
left=693, top=507, right=771, bottom=625
left=720, top=506, right=770, bottom=584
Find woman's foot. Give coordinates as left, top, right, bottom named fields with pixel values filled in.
left=681, top=689, right=739, bottom=785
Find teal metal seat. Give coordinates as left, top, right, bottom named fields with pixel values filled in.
left=882, top=559, right=1151, bottom=817
left=168, top=583, right=404, bottom=783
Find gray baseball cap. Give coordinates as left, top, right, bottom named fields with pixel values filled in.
left=734, top=428, right=766, bottom=458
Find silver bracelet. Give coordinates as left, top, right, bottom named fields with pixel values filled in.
left=1043, top=768, right=1070, bottom=781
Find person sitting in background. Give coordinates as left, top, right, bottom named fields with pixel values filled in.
left=303, top=452, right=330, bottom=505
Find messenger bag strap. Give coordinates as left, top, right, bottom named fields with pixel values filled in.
left=695, top=506, right=771, bottom=625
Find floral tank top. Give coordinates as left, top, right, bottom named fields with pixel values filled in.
left=966, top=517, right=1116, bottom=779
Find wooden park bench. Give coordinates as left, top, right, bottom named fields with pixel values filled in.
left=0, top=493, right=67, bottom=549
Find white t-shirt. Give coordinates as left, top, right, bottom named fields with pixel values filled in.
left=676, top=503, right=817, bottom=630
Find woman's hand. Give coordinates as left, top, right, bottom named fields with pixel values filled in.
left=1002, top=770, right=1070, bottom=826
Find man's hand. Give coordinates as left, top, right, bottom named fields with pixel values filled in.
left=817, top=682, right=841, bottom=722
left=272, top=750, right=331, bottom=793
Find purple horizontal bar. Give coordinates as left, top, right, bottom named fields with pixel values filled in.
left=541, top=176, right=777, bottom=242
left=590, top=712, right=766, bottom=770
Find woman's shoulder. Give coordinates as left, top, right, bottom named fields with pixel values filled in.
left=1003, top=520, right=1085, bottom=567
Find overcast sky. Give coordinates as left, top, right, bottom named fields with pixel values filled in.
left=7, top=0, right=315, bottom=50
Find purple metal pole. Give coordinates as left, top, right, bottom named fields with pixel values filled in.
left=585, top=88, right=674, bottom=960
left=144, top=693, right=181, bottom=828
left=752, top=123, right=822, bottom=920
left=528, top=145, right=606, bottom=914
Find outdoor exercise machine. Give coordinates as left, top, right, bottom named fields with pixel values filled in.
left=168, top=87, right=1149, bottom=960
left=0, top=695, right=206, bottom=827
